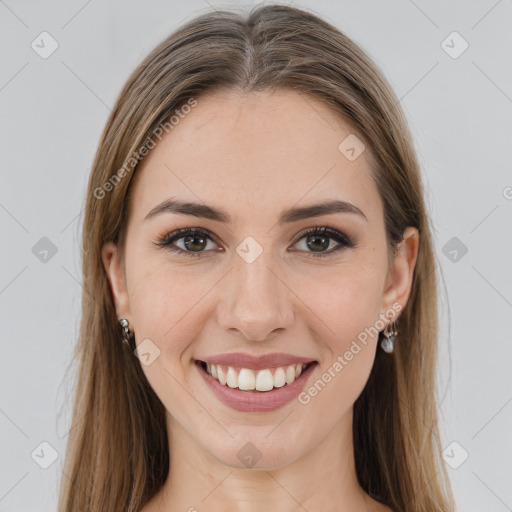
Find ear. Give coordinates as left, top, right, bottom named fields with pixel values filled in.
left=380, top=226, right=419, bottom=321
left=102, top=241, right=131, bottom=321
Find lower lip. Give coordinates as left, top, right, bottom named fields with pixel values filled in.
left=195, top=360, right=317, bottom=412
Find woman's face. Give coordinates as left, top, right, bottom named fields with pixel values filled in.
left=103, top=89, right=417, bottom=469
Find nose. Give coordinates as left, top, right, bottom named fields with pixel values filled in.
left=215, top=250, right=295, bottom=342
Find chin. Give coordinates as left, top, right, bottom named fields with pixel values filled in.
left=202, top=429, right=308, bottom=470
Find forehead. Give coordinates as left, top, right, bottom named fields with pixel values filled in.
left=130, top=89, right=382, bottom=224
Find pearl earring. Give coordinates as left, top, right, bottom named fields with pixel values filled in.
left=380, top=318, right=398, bottom=354
left=119, top=318, right=133, bottom=346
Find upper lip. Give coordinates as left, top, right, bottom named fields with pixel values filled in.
left=197, top=352, right=317, bottom=370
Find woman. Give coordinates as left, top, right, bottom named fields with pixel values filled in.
left=58, top=4, right=456, bottom=511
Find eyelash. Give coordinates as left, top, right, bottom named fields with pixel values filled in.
left=155, top=226, right=355, bottom=259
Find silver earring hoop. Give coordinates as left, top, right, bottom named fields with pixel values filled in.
left=380, top=318, right=398, bottom=354
left=119, top=318, right=133, bottom=346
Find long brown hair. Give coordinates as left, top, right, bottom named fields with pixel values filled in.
left=58, top=4, right=455, bottom=511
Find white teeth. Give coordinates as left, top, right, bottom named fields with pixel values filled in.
left=255, top=369, right=274, bottom=391
left=273, top=367, right=286, bottom=388
left=285, top=365, right=296, bottom=384
left=203, top=362, right=311, bottom=391
left=238, top=368, right=255, bottom=390
left=226, top=367, right=238, bottom=388
left=217, top=366, right=227, bottom=385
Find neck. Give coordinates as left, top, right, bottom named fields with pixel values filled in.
left=147, top=408, right=373, bottom=512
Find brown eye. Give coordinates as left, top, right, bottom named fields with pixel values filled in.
left=292, top=227, right=355, bottom=258
left=180, top=233, right=209, bottom=252
left=156, top=226, right=355, bottom=259
left=157, top=228, right=220, bottom=257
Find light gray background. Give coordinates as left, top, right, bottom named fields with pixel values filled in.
left=1, top=0, right=511, bottom=510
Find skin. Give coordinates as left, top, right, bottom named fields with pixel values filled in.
left=102, top=89, right=418, bottom=512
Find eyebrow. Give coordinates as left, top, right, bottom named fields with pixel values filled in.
left=144, top=198, right=368, bottom=224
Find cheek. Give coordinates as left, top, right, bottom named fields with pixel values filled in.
left=126, top=254, right=219, bottom=357
left=295, top=274, right=383, bottom=421
left=296, top=257, right=385, bottom=345
left=292, top=256, right=385, bottom=398
left=125, top=257, right=212, bottom=421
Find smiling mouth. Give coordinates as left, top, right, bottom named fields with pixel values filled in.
left=197, top=360, right=317, bottom=392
